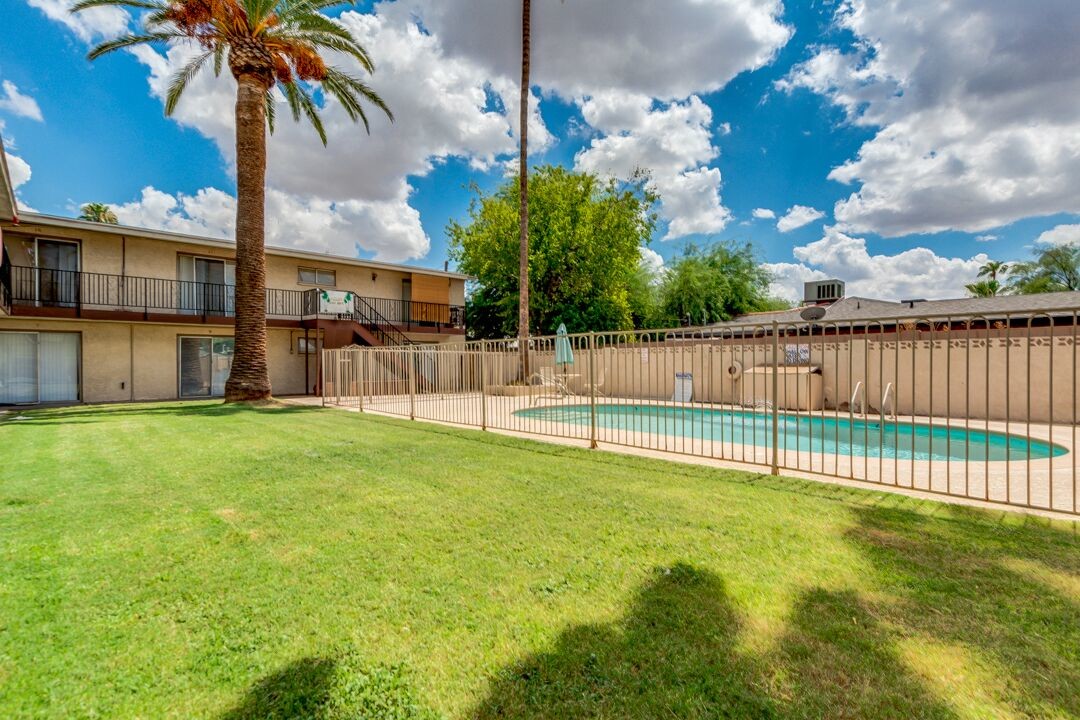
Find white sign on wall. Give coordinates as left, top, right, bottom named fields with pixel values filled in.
left=320, top=290, right=354, bottom=315
left=673, top=372, right=693, bottom=402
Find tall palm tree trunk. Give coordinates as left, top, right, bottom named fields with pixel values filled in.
left=225, top=74, right=272, bottom=402
left=518, top=0, right=531, bottom=377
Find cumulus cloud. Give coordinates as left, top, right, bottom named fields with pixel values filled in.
left=575, top=94, right=731, bottom=238
left=765, top=226, right=988, bottom=302
left=752, top=208, right=776, bottom=219
left=779, top=0, right=1080, bottom=236
left=776, top=205, right=825, bottom=232
left=27, top=0, right=128, bottom=42
left=1035, top=224, right=1080, bottom=247
left=7, top=154, right=32, bottom=191
left=407, top=0, right=791, bottom=100
left=110, top=185, right=429, bottom=262
left=0, top=82, right=43, bottom=122
left=640, top=246, right=666, bottom=278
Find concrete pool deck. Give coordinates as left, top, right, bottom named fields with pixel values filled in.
left=293, top=393, right=1080, bottom=520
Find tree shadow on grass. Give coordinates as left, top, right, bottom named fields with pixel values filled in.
left=0, top=401, right=321, bottom=426
left=846, top=505, right=1080, bottom=717
left=219, top=651, right=439, bottom=720
left=473, top=563, right=954, bottom=719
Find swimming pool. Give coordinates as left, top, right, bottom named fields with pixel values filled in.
left=513, top=404, right=1068, bottom=462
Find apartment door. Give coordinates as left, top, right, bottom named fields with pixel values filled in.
left=179, top=256, right=235, bottom=315
left=178, top=336, right=234, bottom=397
left=0, top=332, right=80, bottom=404
left=36, top=239, right=80, bottom=307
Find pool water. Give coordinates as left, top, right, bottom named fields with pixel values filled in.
left=513, top=404, right=1068, bottom=462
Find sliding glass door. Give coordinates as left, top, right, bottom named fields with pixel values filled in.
left=178, top=256, right=235, bottom=315
left=178, top=336, right=234, bottom=397
left=0, top=332, right=80, bottom=404
left=36, top=239, right=80, bottom=307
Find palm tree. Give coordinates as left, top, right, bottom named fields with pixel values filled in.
left=977, top=259, right=1008, bottom=282
left=78, top=202, right=118, bottom=224
left=965, top=279, right=1001, bottom=297
left=73, top=0, right=391, bottom=402
left=518, top=0, right=531, bottom=372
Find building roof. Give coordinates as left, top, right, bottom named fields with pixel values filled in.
left=0, top=135, right=17, bottom=223
left=723, top=292, right=1080, bottom=326
left=0, top=141, right=468, bottom=280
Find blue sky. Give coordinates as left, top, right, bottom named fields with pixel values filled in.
left=3, top=0, right=1079, bottom=300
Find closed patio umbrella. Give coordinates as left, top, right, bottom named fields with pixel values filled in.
left=555, top=323, right=574, bottom=370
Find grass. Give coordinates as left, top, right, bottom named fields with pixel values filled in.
left=0, top=401, right=1077, bottom=719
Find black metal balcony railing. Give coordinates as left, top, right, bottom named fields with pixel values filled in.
left=2, top=265, right=465, bottom=333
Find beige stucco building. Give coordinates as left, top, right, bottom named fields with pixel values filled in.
left=0, top=145, right=467, bottom=405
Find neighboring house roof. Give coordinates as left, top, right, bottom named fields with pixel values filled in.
left=0, top=135, right=17, bottom=223
left=722, top=292, right=1080, bottom=327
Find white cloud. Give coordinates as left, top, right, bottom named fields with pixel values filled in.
left=0, top=82, right=43, bottom=122
left=776, top=204, right=825, bottom=233
left=752, top=208, right=776, bottom=219
left=7, top=154, right=31, bottom=190
left=718, top=122, right=732, bottom=136
left=407, top=0, right=791, bottom=100
left=779, top=0, right=1080, bottom=237
left=1035, top=224, right=1080, bottom=247
left=111, top=185, right=429, bottom=262
left=975, top=234, right=998, bottom=242
left=765, top=226, right=988, bottom=302
left=27, top=0, right=128, bottom=43
left=575, top=94, right=731, bottom=238
left=640, top=246, right=666, bottom=277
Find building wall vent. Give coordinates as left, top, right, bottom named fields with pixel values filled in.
left=803, top=279, right=845, bottom=305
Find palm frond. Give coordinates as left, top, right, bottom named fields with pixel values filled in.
left=281, top=81, right=326, bottom=144
left=87, top=32, right=184, bottom=60
left=165, top=51, right=213, bottom=116
left=213, top=43, right=226, bottom=77
left=322, top=67, right=392, bottom=128
left=265, top=90, right=277, bottom=134
left=71, top=0, right=167, bottom=11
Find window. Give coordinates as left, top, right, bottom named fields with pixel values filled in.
left=298, top=267, right=336, bottom=286
left=178, top=336, right=234, bottom=398
left=297, top=337, right=321, bottom=354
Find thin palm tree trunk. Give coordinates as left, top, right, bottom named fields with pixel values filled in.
left=518, top=0, right=531, bottom=377
left=225, top=75, right=272, bottom=402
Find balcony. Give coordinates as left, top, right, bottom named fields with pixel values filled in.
left=0, top=265, right=465, bottom=334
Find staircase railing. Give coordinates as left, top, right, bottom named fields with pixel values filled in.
left=353, top=295, right=412, bottom=346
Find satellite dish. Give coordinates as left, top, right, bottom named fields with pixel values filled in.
left=799, top=305, right=827, bottom=321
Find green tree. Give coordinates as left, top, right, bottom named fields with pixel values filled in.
left=1009, top=245, right=1080, bottom=293
left=965, top=278, right=1002, bottom=297
left=75, top=0, right=391, bottom=401
left=977, top=259, right=1009, bottom=282
left=78, top=202, right=118, bottom=224
left=655, top=243, right=776, bottom=326
left=449, top=166, right=658, bottom=338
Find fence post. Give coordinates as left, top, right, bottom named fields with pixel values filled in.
left=321, top=349, right=327, bottom=407
left=589, top=332, right=598, bottom=449
left=408, top=345, right=416, bottom=421
left=358, top=348, right=365, bottom=412
left=480, top=339, right=488, bottom=431
left=770, top=321, right=780, bottom=475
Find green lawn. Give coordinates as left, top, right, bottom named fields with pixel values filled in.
left=0, top=402, right=1077, bottom=719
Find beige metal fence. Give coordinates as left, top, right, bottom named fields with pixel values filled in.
left=323, top=308, right=1080, bottom=515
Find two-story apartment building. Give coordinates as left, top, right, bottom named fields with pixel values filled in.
left=0, top=144, right=467, bottom=405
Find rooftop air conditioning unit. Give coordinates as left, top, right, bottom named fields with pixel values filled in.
left=803, top=279, right=845, bottom=305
